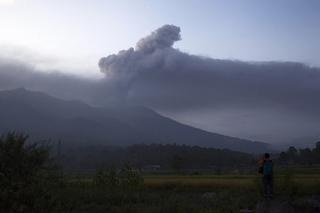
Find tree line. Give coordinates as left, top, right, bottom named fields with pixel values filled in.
left=60, top=143, right=256, bottom=172
left=278, top=141, right=320, bottom=165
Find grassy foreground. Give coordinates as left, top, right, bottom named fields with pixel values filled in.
left=53, top=170, right=320, bottom=213
left=144, top=174, right=320, bottom=192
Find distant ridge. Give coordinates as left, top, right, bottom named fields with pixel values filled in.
left=0, top=88, right=271, bottom=153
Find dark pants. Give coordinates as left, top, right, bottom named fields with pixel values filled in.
left=262, top=175, right=273, bottom=196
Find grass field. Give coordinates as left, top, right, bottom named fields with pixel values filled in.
left=71, top=175, right=320, bottom=190
left=52, top=168, right=320, bottom=213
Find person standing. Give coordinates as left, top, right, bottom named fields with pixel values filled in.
left=258, top=153, right=274, bottom=198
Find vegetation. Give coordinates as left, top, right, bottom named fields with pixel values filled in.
left=45, top=172, right=320, bottom=212
left=278, top=142, right=320, bottom=165
left=61, top=143, right=256, bottom=173
left=0, top=133, right=63, bottom=213
left=1, top=133, right=320, bottom=212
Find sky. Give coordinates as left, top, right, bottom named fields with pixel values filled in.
left=0, top=0, right=319, bottom=76
left=0, top=0, right=320, bottom=145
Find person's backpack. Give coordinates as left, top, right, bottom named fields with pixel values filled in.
left=263, top=160, right=273, bottom=176
left=258, top=159, right=264, bottom=174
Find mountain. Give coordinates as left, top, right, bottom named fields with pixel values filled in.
left=0, top=88, right=270, bottom=153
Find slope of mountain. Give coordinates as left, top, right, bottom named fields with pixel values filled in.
left=0, top=88, right=270, bottom=152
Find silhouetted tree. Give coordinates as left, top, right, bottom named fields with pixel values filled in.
left=315, top=141, right=320, bottom=150
left=287, top=146, right=298, bottom=164
left=171, top=154, right=184, bottom=172
left=313, top=141, right=320, bottom=162
left=0, top=132, right=61, bottom=213
left=299, top=148, right=313, bottom=165
left=279, top=152, right=288, bottom=164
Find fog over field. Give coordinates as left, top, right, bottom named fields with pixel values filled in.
left=1, top=25, right=319, bottom=145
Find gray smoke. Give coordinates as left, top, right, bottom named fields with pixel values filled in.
left=98, top=24, right=320, bottom=143
left=98, top=25, right=320, bottom=113
left=136, top=25, right=181, bottom=53
left=1, top=25, right=319, bottom=144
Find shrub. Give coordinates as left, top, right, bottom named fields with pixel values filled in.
left=94, top=167, right=120, bottom=191
left=0, top=132, right=62, bottom=213
left=121, top=164, right=144, bottom=192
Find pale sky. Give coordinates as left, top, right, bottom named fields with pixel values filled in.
left=0, top=0, right=319, bottom=77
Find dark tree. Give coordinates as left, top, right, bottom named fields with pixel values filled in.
left=315, top=141, right=320, bottom=151
left=299, top=148, right=313, bottom=165
left=279, top=152, right=288, bottom=164
left=0, top=133, right=61, bottom=213
left=313, top=141, right=320, bottom=162
left=171, top=154, right=184, bottom=172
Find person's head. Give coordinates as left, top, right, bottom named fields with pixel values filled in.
left=264, top=153, right=270, bottom=159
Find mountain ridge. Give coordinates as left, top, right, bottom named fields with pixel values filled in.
left=0, top=88, right=271, bottom=153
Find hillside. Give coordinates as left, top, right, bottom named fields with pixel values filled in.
left=0, top=88, right=270, bottom=152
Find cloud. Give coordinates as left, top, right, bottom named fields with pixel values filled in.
left=98, top=25, right=320, bottom=114
left=98, top=24, right=320, bottom=142
left=135, top=25, right=181, bottom=53
left=1, top=24, right=319, bottom=143
left=0, top=45, right=102, bottom=78
left=0, top=57, right=113, bottom=106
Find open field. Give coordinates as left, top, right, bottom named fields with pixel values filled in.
left=144, top=174, right=320, bottom=192
left=68, top=166, right=320, bottom=193
left=56, top=168, right=320, bottom=213
left=2, top=133, right=319, bottom=213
